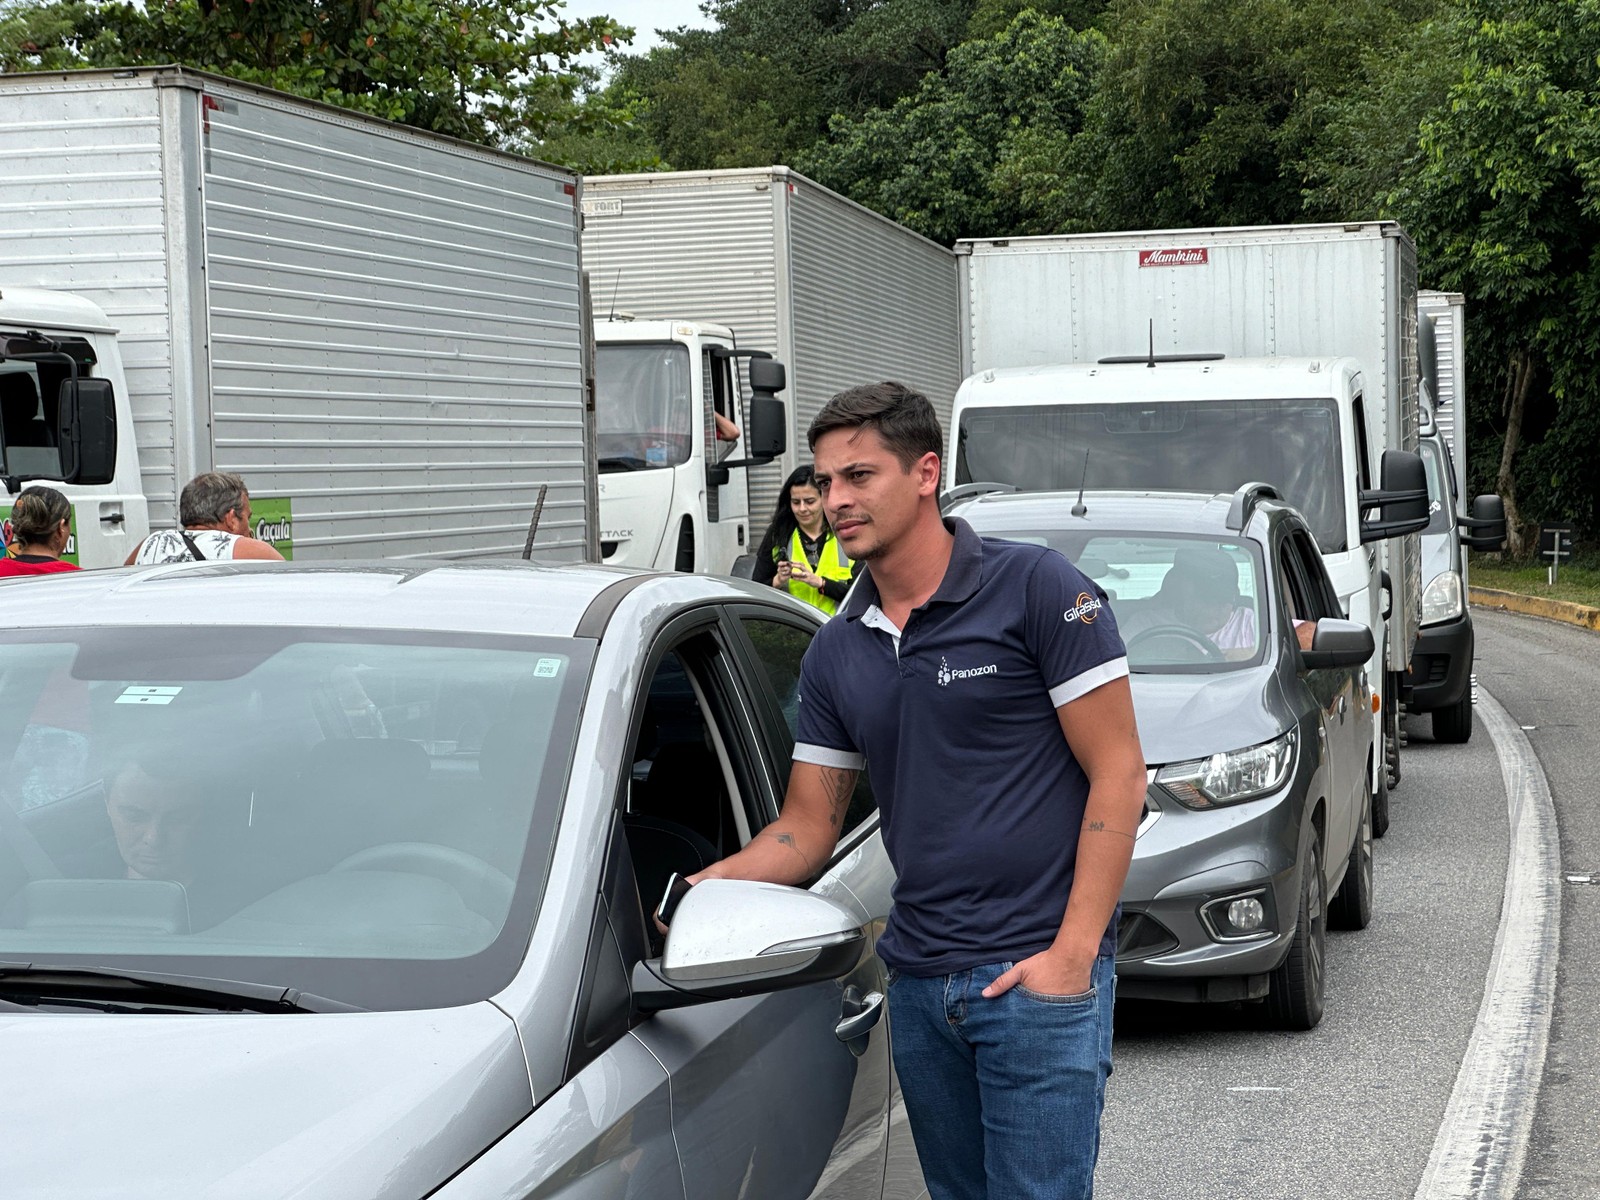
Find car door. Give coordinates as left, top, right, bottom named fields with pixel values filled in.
left=1275, top=531, right=1358, bottom=865
left=619, top=605, right=892, bottom=1200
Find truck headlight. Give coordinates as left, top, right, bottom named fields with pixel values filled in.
left=1156, top=731, right=1296, bottom=808
left=1421, top=570, right=1464, bottom=626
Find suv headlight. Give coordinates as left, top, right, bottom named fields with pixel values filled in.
left=1156, top=730, right=1296, bottom=808
left=1421, top=570, right=1464, bottom=625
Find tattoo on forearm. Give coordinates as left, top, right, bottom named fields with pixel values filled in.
left=759, top=827, right=818, bottom=874
left=1082, top=818, right=1135, bottom=841
left=821, top=767, right=856, bottom=828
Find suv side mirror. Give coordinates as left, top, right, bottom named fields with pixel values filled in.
left=1458, top=494, right=1507, bottom=551
left=1299, top=618, right=1375, bottom=670
left=631, top=879, right=864, bottom=1013
left=1359, top=450, right=1429, bottom=543
left=57, top=377, right=118, bottom=486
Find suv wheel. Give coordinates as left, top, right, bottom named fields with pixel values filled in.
left=1265, top=831, right=1326, bottom=1030
left=1329, top=788, right=1374, bottom=931
left=1432, top=690, right=1473, bottom=744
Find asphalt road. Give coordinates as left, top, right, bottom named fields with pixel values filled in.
left=1095, top=617, right=1519, bottom=1198
left=1472, top=608, right=1600, bottom=1198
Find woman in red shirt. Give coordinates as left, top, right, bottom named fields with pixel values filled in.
left=1, top=486, right=79, bottom=577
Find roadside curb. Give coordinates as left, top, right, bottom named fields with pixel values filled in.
left=1469, top=586, right=1600, bottom=632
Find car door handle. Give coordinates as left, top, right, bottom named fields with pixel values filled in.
left=835, top=989, right=885, bottom=1043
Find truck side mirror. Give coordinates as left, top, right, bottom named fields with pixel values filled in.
left=1359, top=450, right=1429, bottom=543
left=57, top=378, right=118, bottom=486
left=1458, top=494, right=1507, bottom=550
left=746, top=358, right=787, bottom=461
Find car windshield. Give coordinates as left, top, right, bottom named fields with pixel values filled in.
left=595, top=341, right=694, bottom=471
left=973, top=528, right=1268, bottom=672
left=1419, top=438, right=1455, bottom=535
left=956, top=398, right=1348, bottom=553
left=0, top=626, right=590, bottom=1011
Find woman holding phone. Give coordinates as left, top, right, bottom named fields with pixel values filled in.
left=753, top=464, right=859, bottom=615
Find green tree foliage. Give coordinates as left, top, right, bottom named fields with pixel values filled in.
left=0, top=0, right=627, bottom=146
left=609, top=0, right=980, bottom=171
left=1385, top=0, right=1600, bottom=548
left=801, top=11, right=1105, bottom=243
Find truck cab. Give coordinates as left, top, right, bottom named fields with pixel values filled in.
left=951, top=355, right=1429, bottom=820
left=593, top=318, right=782, bottom=575
left=0, top=288, right=146, bottom=568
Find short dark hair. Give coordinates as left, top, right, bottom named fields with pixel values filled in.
left=807, top=382, right=943, bottom=471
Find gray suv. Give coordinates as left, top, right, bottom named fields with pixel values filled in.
left=947, top=484, right=1377, bottom=1029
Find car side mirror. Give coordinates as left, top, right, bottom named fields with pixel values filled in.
left=1299, top=618, right=1375, bottom=670
left=1359, top=450, right=1429, bottom=543
left=631, top=878, right=864, bottom=1013
left=57, top=377, right=118, bottom=486
left=1458, top=494, right=1507, bottom=551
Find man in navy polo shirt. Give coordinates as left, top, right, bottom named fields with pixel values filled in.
left=692, top=381, right=1146, bottom=1199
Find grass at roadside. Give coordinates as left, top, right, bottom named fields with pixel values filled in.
left=1469, top=554, right=1600, bottom=609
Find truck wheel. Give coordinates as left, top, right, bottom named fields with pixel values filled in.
left=674, top=519, right=695, bottom=573
left=1432, top=690, right=1473, bottom=744
left=1371, top=752, right=1390, bottom=839
left=1329, top=789, right=1373, bottom=931
left=1265, top=831, right=1326, bottom=1031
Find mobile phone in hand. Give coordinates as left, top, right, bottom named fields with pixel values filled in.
left=655, top=872, right=693, bottom=927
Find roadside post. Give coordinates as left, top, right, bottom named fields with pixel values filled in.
left=1540, top=524, right=1575, bottom=585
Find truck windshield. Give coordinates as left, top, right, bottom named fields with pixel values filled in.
left=0, top=362, right=62, bottom=479
left=595, top=342, right=694, bottom=472
left=1419, top=438, right=1454, bottom=535
left=956, top=398, right=1349, bottom=553
left=0, top=626, right=590, bottom=1012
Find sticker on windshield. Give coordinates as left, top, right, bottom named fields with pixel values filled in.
left=116, top=686, right=183, bottom=706
left=534, top=658, right=563, bottom=679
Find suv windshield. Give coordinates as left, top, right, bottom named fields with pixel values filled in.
left=957, top=398, right=1348, bottom=553
left=970, top=528, right=1268, bottom=672
left=0, top=627, right=590, bottom=1011
left=595, top=342, right=694, bottom=471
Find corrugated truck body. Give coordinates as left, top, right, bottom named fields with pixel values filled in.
left=0, top=66, right=593, bottom=564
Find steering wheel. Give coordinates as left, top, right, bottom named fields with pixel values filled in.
left=1127, top=624, right=1225, bottom=663
left=331, top=843, right=514, bottom=920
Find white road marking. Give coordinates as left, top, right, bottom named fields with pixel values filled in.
left=1225, top=1086, right=1286, bottom=1093
left=1413, top=687, right=1561, bottom=1200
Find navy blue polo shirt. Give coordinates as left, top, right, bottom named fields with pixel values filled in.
left=794, top=518, right=1129, bottom=976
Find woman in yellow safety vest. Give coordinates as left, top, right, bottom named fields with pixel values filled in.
left=754, top=465, right=860, bottom=616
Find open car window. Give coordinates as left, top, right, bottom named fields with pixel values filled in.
left=0, top=627, right=590, bottom=1011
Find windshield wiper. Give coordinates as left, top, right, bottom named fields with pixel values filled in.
left=0, top=962, right=365, bottom=1014
left=598, top=455, right=651, bottom=472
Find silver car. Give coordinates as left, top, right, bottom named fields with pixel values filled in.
left=948, top=486, right=1377, bottom=1029
left=0, top=561, right=923, bottom=1198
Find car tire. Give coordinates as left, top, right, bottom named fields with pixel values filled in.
left=1329, top=789, right=1374, bottom=931
left=1384, top=670, right=1402, bottom=790
left=1265, top=831, right=1326, bottom=1031
left=1371, top=752, right=1390, bottom=840
left=1432, top=690, right=1473, bottom=744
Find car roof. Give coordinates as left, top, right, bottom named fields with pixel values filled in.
left=948, top=488, right=1295, bottom=540
left=0, top=560, right=784, bottom=639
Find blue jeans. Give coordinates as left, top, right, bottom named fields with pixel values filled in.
left=888, top=954, right=1116, bottom=1200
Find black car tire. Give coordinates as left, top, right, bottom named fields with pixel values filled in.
left=1384, top=670, right=1402, bottom=789
left=1433, top=690, right=1474, bottom=744
left=1371, top=751, right=1390, bottom=839
left=1265, top=832, right=1326, bottom=1031
left=1329, top=789, right=1374, bottom=931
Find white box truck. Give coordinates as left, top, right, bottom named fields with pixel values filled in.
left=950, top=222, right=1435, bottom=797
left=0, top=66, right=595, bottom=567
left=579, top=167, right=962, bottom=574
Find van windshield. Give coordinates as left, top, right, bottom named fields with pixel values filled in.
left=956, top=398, right=1348, bottom=553
left=595, top=342, right=694, bottom=472
left=0, top=361, right=62, bottom=480
left=0, top=627, right=590, bottom=1011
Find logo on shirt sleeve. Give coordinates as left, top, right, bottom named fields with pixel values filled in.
left=1064, top=592, right=1103, bottom=623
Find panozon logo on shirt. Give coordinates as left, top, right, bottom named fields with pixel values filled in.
left=1064, top=592, right=1102, bottom=623
left=937, top=655, right=998, bottom=686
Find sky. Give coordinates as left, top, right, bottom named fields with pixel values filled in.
left=560, top=0, right=716, bottom=55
